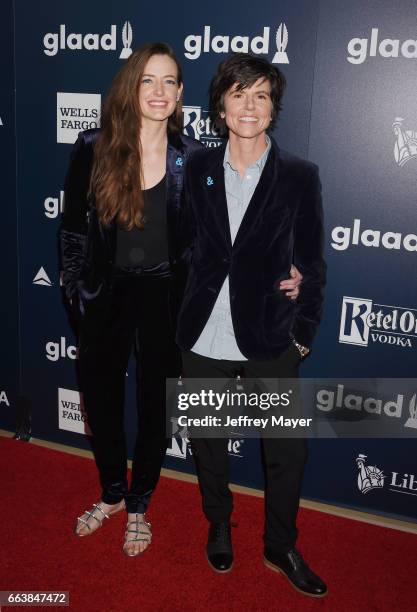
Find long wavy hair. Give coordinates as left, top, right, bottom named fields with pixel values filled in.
left=90, top=43, right=183, bottom=230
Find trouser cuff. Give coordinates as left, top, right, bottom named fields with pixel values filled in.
left=101, top=480, right=127, bottom=505
left=264, top=538, right=296, bottom=556
left=125, top=491, right=152, bottom=514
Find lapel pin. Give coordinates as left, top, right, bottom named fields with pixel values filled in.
left=175, top=156, right=183, bottom=167
left=206, top=176, right=214, bottom=186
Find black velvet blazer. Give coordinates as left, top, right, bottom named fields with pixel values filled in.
left=59, top=128, right=202, bottom=318
left=175, top=137, right=327, bottom=360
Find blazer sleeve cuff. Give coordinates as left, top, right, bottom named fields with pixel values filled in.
left=60, top=229, right=87, bottom=299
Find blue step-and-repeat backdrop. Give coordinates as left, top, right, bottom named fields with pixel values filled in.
left=1, top=0, right=416, bottom=523
left=0, top=0, right=19, bottom=432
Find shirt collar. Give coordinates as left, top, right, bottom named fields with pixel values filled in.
left=223, top=134, right=271, bottom=172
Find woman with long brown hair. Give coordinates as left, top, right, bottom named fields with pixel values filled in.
left=60, top=42, right=301, bottom=557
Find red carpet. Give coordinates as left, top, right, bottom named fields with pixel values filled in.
left=1, top=435, right=416, bottom=612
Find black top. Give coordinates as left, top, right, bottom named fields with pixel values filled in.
left=115, top=175, right=168, bottom=271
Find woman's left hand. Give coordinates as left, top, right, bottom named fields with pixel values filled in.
left=279, top=265, right=302, bottom=300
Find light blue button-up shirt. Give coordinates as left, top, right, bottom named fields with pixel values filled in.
left=191, top=136, right=271, bottom=361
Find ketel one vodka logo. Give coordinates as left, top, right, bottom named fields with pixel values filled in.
left=339, top=296, right=417, bottom=348
left=43, top=21, right=132, bottom=59
left=183, top=106, right=222, bottom=147
left=184, top=23, right=289, bottom=64
left=392, top=118, right=417, bottom=167
left=356, top=454, right=385, bottom=494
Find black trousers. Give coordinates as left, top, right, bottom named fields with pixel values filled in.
left=181, top=345, right=307, bottom=554
left=78, top=275, right=180, bottom=513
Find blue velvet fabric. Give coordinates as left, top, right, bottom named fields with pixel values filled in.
left=175, top=138, right=327, bottom=359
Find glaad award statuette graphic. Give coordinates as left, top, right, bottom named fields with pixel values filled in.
left=405, top=393, right=417, bottom=429
left=272, top=22, right=289, bottom=64
left=356, top=454, right=385, bottom=494
left=119, top=21, right=133, bottom=59
left=392, top=117, right=417, bottom=167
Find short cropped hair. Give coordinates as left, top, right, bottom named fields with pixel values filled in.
left=210, top=53, right=286, bottom=136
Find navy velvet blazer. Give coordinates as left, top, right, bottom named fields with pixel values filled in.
left=175, top=137, right=327, bottom=361
left=59, top=128, right=202, bottom=318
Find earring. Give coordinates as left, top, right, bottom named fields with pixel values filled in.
left=176, top=94, right=180, bottom=102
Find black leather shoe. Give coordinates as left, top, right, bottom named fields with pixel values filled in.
left=264, top=548, right=327, bottom=598
left=206, top=521, right=233, bottom=573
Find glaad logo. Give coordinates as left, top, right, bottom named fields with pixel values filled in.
left=331, top=218, right=417, bottom=253
left=392, top=118, right=417, bottom=167
left=339, top=296, right=417, bottom=348
left=405, top=394, right=417, bottom=429
left=184, top=23, right=289, bottom=63
left=0, top=390, right=10, bottom=406
left=356, top=454, right=417, bottom=497
left=317, top=385, right=417, bottom=429
left=44, top=191, right=64, bottom=219
left=33, top=267, right=52, bottom=287
left=46, top=337, right=77, bottom=361
left=57, top=92, right=101, bottom=144
left=183, top=106, right=222, bottom=147
left=119, top=21, right=133, bottom=59
left=58, top=388, right=91, bottom=435
left=43, top=22, right=133, bottom=58
left=272, top=23, right=289, bottom=63
left=347, top=28, right=417, bottom=65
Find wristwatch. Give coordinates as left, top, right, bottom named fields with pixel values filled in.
left=293, top=339, right=310, bottom=358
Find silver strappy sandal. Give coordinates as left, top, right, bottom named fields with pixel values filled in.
left=123, top=514, right=152, bottom=556
left=74, top=500, right=125, bottom=537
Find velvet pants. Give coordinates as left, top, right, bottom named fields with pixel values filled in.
left=181, top=345, right=307, bottom=554
left=78, top=275, right=180, bottom=513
